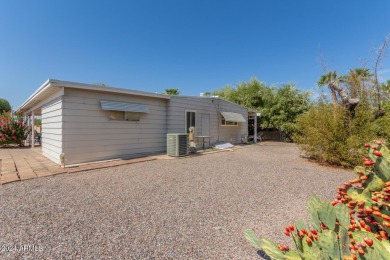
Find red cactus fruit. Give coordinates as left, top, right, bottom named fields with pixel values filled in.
left=374, top=151, right=383, bottom=157
left=383, top=221, right=390, bottom=228
left=382, top=214, right=390, bottom=221
left=379, top=230, right=388, bottom=240
left=359, top=220, right=366, bottom=228
left=364, top=206, right=374, bottom=214
left=364, top=237, right=373, bottom=247
left=357, top=201, right=365, bottom=207
left=363, top=160, right=375, bottom=166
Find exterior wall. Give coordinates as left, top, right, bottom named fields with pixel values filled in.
left=41, top=97, right=63, bottom=164
left=218, top=99, right=248, bottom=143
left=61, top=88, right=168, bottom=165
left=167, top=96, right=248, bottom=146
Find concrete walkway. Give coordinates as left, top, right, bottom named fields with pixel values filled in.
left=0, top=148, right=156, bottom=185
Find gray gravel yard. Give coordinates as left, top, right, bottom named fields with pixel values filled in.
left=0, top=142, right=353, bottom=259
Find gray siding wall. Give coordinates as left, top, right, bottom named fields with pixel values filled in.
left=218, top=99, right=248, bottom=143
left=167, top=96, right=248, bottom=146
left=41, top=97, right=63, bottom=164
left=62, top=88, right=168, bottom=165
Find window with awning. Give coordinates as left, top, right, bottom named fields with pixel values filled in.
left=220, top=111, right=246, bottom=126
left=100, top=100, right=149, bottom=121
left=100, top=100, right=149, bottom=113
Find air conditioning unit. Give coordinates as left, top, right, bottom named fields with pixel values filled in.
left=167, top=133, right=188, bottom=156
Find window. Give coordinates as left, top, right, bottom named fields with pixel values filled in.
left=186, top=111, right=196, bottom=133
left=109, top=111, right=140, bottom=121
left=221, top=119, right=238, bottom=126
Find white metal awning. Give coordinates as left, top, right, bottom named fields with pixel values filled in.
left=100, top=100, right=149, bottom=113
left=220, top=111, right=246, bottom=122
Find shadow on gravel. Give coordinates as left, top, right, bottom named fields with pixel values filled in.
left=257, top=250, right=271, bottom=260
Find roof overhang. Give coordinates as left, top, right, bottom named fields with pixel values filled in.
left=17, top=79, right=170, bottom=113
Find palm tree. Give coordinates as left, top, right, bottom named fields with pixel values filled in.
left=343, top=68, right=373, bottom=99
left=318, top=71, right=360, bottom=110
left=317, top=71, right=340, bottom=107
left=163, top=89, right=180, bottom=95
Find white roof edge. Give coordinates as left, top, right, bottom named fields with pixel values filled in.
left=48, top=79, right=170, bottom=100
left=171, top=95, right=252, bottom=110
left=17, top=79, right=170, bottom=112
left=17, top=79, right=52, bottom=112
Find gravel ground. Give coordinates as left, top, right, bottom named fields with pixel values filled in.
left=0, top=142, right=353, bottom=259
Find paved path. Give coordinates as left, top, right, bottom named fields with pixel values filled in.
left=0, top=143, right=354, bottom=259
left=0, top=148, right=64, bottom=184
left=0, top=148, right=156, bottom=185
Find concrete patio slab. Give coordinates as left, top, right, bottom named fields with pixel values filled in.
left=0, top=144, right=236, bottom=185
left=0, top=147, right=159, bottom=184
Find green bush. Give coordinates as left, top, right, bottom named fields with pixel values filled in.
left=293, top=100, right=376, bottom=167
left=0, top=98, right=11, bottom=113
left=0, top=111, right=29, bottom=146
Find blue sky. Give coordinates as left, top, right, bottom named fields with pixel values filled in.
left=1, top=1, right=390, bottom=109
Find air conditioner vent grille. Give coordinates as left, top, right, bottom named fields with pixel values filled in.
left=167, top=133, right=188, bottom=156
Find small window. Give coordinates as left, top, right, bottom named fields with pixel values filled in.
left=109, top=111, right=125, bottom=120
left=109, top=111, right=140, bottom=121
left=125, top=112, right=140, bottom=121
left=221, top=119, right=238, bottom=126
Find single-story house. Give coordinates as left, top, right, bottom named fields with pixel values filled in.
left=18, top=79, right=258, bottom=166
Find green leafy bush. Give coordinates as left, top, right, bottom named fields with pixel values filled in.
left=0, top=98, right=11, bottom=113
left=0, top=111, right=28, bottom=146
left=293, top=100, right=376, bottom=167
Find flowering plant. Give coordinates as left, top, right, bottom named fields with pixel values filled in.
left=0, top=111, right=29, bottom=146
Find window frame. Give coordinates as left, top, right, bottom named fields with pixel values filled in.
left=221, top=118, right=238, bottom=126
left=184, top=109, right=197, bottom=133
left=108, top=111, right=140, bottom=121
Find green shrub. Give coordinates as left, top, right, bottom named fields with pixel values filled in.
left=293, top=100, right=376, bottom=167
left=0, top=98, right=11, bottom=113
left=0, top=111, right=29, bottom=146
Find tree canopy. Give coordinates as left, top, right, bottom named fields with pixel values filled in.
left=212, top=78, right=311, bottom=139
left=163, top=89, right=180, bottom=95
left=0, top=98, right=11, bottom=113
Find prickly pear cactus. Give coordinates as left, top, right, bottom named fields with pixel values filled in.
left=245, top=141, right=390, bottom=259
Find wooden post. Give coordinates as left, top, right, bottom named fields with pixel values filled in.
left=31, top=111, right=35, bottom=148
left=254, top=114, right=257, bottom=144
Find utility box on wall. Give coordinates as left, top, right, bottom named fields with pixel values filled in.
left=167, top=133, right=188, bottom=157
